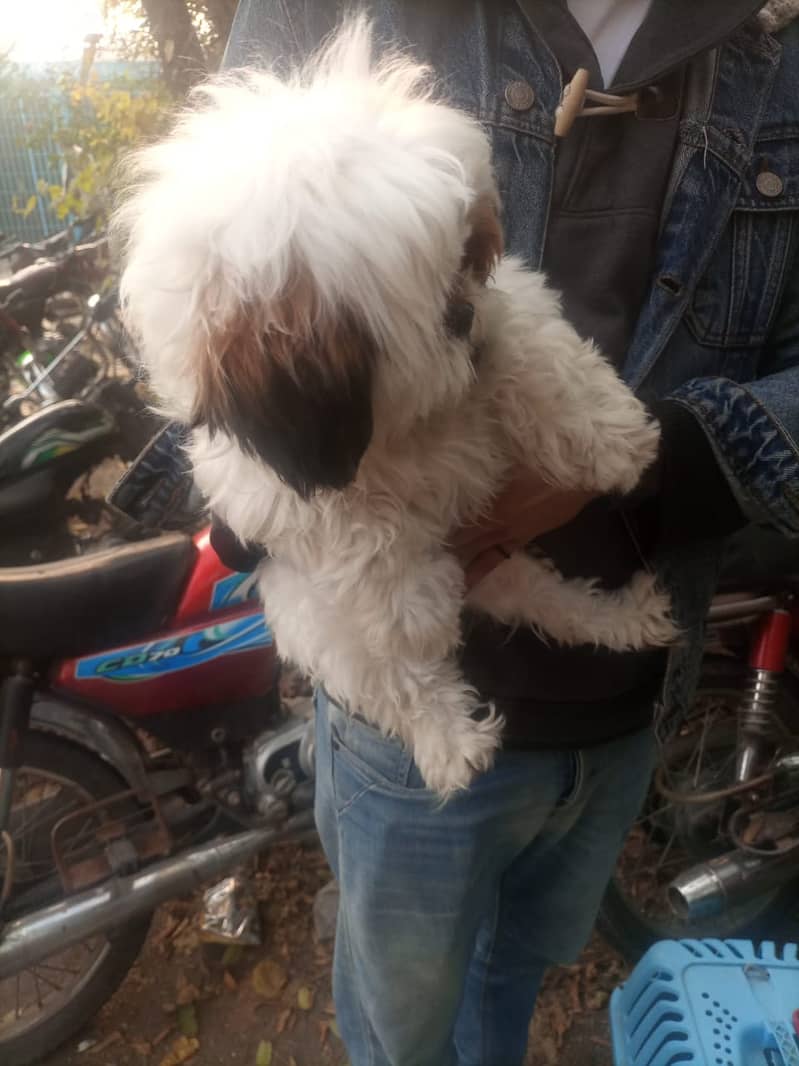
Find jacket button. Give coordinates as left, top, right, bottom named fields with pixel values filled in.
left=756, top=170, right=784, bottom=198
left=505, top=80, right=535, bottom=111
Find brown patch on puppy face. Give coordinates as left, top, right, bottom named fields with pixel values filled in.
left=191, top=287, right=375, bottom=499
left=461, top=194, right=504, bottom=284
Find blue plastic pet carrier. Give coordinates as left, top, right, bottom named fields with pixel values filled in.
left=610, top=939, right=799, bottom=1066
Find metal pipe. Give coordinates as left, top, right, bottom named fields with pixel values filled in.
left=669, top=846, right=798, bottom=921
left=0, top=812, right=313, bottom=979
left=706, top=594, right=778, bottom=624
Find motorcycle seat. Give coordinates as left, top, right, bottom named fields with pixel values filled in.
left=0, top=533, right=196, bottom=659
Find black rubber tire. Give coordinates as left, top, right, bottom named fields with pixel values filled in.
left=597, top=869, right=799, bottom=963
left=0, top=733, right=152, bottom=1066
left=597, top=659, right=799, bottom=961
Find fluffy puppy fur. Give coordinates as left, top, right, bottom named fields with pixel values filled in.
left=117, top=18, right=676, bottom=797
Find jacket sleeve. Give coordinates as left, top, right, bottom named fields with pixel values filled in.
left=662, top=373, right=799, bottom=537
left=643, top=400, right=747, bottom=548
left=663, top=251, right=799, bottom=539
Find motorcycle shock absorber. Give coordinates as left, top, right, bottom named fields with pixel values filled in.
left=735, top=607, right=793, bottom=784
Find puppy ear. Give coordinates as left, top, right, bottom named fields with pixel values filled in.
left=192, top=306, right=374, bottom=499
left=461, top=194, right=504, bottom=284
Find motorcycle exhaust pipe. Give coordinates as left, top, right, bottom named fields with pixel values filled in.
left=0, top=812, right=312, bottom=979
left=668, top=845, right=798, bottom=921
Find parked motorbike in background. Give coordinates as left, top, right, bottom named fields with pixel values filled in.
left=0, top=218, right=97, bottom=277
left=0, top=248, right=159, bottom=564
left=0, top=427, right=315, bottom=1065
left=599, top=526, right=799, bottom=958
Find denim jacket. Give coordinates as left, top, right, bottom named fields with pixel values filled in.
left=224, top=0, right=799, bottom=740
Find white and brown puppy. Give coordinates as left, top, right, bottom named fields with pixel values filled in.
left=117, top=18, right=675, bottom=797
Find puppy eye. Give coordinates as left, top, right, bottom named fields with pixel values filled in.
left=444, top=298, right=475, bottom=339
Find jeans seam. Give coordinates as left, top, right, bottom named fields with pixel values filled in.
left=338, top=850, right=377, bottom=1066
left=336, top=773, right=375, bottom=819
left=478, top=890, right=501, bottom=1066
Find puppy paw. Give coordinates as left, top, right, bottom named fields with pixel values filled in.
left=613, top=571, right=679, bottom=650
left=413, top=705, right=503, bottom=799
left=589, top=413, right=661, bottom=496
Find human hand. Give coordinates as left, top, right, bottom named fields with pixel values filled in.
left=450, top=468, right=596, bottom=589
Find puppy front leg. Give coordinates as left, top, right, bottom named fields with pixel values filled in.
left=260, top=553, right=503, bottom=798
left=353, top=551, right=503, bottom=797
left=495, top=287, right=660, bottom=495
left=372, top=654, right=503, bottom=798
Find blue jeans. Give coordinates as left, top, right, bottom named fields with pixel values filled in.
left=314, top=689, right=656, bottom=1066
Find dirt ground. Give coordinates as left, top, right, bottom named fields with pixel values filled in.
left=42, top=840, right=626, bottom=1066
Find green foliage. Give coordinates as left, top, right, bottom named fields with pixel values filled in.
left=17, top=71, right=173, bottom=225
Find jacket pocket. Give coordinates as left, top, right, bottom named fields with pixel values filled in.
left=686, top=136, right=799, bottom=349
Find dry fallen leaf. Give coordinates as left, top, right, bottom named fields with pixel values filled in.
left=177, top=1003, right=198, bottom=1038
left=159, top=1035, right=200, bottom=1066
left=176, top=976, right=201, bottom=1006
left=255, top=1039, right=273, bottom=1066
left=252, top=959, right=288, bottom=1000
left=297, top=985, right=314, bottom=1011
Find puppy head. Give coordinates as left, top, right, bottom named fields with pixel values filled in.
left=117, top=16, right=502, bottom=496
left=190, top=284, right=375, bottom=499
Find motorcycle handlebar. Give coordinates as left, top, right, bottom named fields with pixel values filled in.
left=0, top=257, right=73, bottom=308
left=0, top=238, right=108, bottom=312
left=0, top=217, right=98, bottom=269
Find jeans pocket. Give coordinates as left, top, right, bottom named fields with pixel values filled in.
left=327, top=704, right=433, bottom=811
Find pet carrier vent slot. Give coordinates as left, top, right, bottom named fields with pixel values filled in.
left=632, top=1011, right=683, bottom=1059
left=629, top=990, right=680, bottom=1037
left=680, top=942, right=703, bottom=958
left=644, top=1030, right=689, bottom=1066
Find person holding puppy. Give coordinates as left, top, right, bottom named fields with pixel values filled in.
left=211, top=3, right=799, bottom=1064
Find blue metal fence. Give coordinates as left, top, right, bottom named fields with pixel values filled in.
left=0, top=95, right=62, bottom=242
left=0, top=61, right=159, bottom=243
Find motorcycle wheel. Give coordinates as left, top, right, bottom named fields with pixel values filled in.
left=0, top=733, right=151, bottom=1066
left=597, top=659, right=799, bottom=960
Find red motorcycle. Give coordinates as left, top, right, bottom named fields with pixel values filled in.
left=0, top=512, right=314, bottom=1065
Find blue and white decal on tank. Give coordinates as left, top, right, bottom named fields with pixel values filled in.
left=75, top=614, right=272, bottom=682
left=210, top=571, right=261, bottom=610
